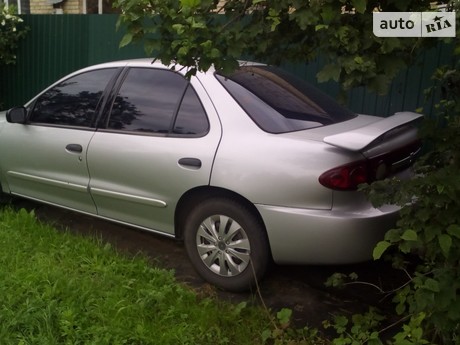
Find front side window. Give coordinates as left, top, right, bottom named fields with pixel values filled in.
left=108, top=68, right=208, bottom=136
left=216, top=66, right=356, bottom=133
left=30, top=68, right=116, bottom=127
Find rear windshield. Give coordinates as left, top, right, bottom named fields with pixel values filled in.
left=215, top=65, right=356, bottom=133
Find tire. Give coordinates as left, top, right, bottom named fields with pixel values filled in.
left=184, top=198, right=270, bottom=292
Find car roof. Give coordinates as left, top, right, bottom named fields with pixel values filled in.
left=80, top=59, right=197, bottom=73
left=79, top=59, right=267, bottom=75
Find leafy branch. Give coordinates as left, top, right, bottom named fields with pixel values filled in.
left=113, top=0, right=438, bottom=95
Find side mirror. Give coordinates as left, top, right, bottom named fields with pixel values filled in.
left=6, top=107, right=27, bottom=124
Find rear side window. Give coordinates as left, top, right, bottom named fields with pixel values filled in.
left=107, top=68, right=209, bottom=136
left=173, top=86, right=209, bottom=135
left=30, top=68, right=116, bottom=127
left=216, top=66, right=356, bottom=133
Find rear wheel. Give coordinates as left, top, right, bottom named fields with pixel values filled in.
left=184, top=198, right=269, bottom=292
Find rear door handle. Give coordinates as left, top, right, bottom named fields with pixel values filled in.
left=66, top=144, right=83, bottom=153
left=178, top=158, right=202, bottom=169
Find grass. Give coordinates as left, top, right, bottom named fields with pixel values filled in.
left=0, top=207, right=323, bottom=345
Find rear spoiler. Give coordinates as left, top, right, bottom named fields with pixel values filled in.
left=323, top=111, right=423, bottom=151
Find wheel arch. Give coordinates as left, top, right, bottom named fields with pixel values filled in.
left=174, top=186, right=269, bottom=246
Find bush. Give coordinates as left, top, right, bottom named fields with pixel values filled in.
left=0, top=3, right=27, bottom=66
left=325, top=57, right=460, bottom=345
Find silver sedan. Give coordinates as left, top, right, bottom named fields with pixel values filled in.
left=0, top=60, right=422, bottom=291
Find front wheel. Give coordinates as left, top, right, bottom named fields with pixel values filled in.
left=184, top=198, right=270, bottom=292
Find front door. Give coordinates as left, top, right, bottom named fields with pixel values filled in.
left=0, top=68, right=117, bottom=213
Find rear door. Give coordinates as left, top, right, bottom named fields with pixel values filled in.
left=0, top=68, right=117, bottom=213
left=87, top=67, right=221, bottom=234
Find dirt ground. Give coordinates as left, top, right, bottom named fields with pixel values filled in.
left=12, top=198, right=402, bottom=334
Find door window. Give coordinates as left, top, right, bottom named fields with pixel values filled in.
left=29, top=68, right=116, bottom=127
left=108, top=68, right=209, bottom=136
left=173, top=85, right=209, bottom=135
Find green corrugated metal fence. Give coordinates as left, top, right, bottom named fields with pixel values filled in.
left=0, top=15, right=144, bottom=109
left=0, top=14, right=455, bottom=116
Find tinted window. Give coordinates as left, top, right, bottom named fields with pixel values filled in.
left=216, top=66, right=356, bottom=133
left=108, top=68, right=188, bottom=134
left=173, top=85, right=209, bottom=135
left=30, top=68, right=116, bottom=127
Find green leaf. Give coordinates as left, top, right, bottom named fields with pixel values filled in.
left=395, top=302, right=406, bottom=315
left=354, top=56, right=364, bottom=64
left=177, top=46, right=189, bottom=58
left=315, top=24, right=329, bottom=31
left=373, top=241, right=391, bottom=260
left=119, top=33, right=133, bottom=48
left=209, top=48, right=221, bottom=58
left=180, top=0, right=200, bottom=7
left=172, top=24, right=185, bottom=35
left=276, top=308, right=292, bottom=326
left=438, top=234, right=452, bottom=257
left=384, top=229, right=401, bottom=242
left=379, top=38, right=402, bottom=54
left=317, top=63, right=341, bottom=83
left=231, top=301, right=247, bottom=316
left=320, top=5, right=338, bottom=24
left=144, top=39, right=160, bottom=56
left=447, top=224, right=460, bottom=239
left=368, top=336, right=383, bottom=345
left=261, top=329, right=272, bottom=343
left=423, top=278, right=440, bottom=292
left=401, top=229, right=418, bottom=241
left=334, top=315, right=349, bottom=328
left=351, top=0, right=366, bottom=13
left=191, top=19, right=206, bottom=29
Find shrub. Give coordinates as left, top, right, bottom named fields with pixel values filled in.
left=0, top=3, right=27, bottom=66
left=325, top=58, right=460, bottom=345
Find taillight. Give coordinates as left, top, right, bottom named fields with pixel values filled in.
left=319, top=139, right=422, bottom=191
left=319, top=161, right=369, bottom=191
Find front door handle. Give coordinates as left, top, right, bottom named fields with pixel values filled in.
left=178, top=158, right=202, bottom=169
left=66, top=144, right=83, bottom=153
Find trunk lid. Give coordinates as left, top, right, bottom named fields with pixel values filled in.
left=323, top=111, right=423, bottom=151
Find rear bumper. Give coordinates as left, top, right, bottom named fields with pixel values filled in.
left=256, top=203, right=399, bottom=265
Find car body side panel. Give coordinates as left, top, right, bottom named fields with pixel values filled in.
left=257, top=202, right=397, bottom=264
left=199, top=74, right=361, bottom=210
left=0, top=124, right=97, bottom=213
left=87, top=133, right=220, bottom=234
